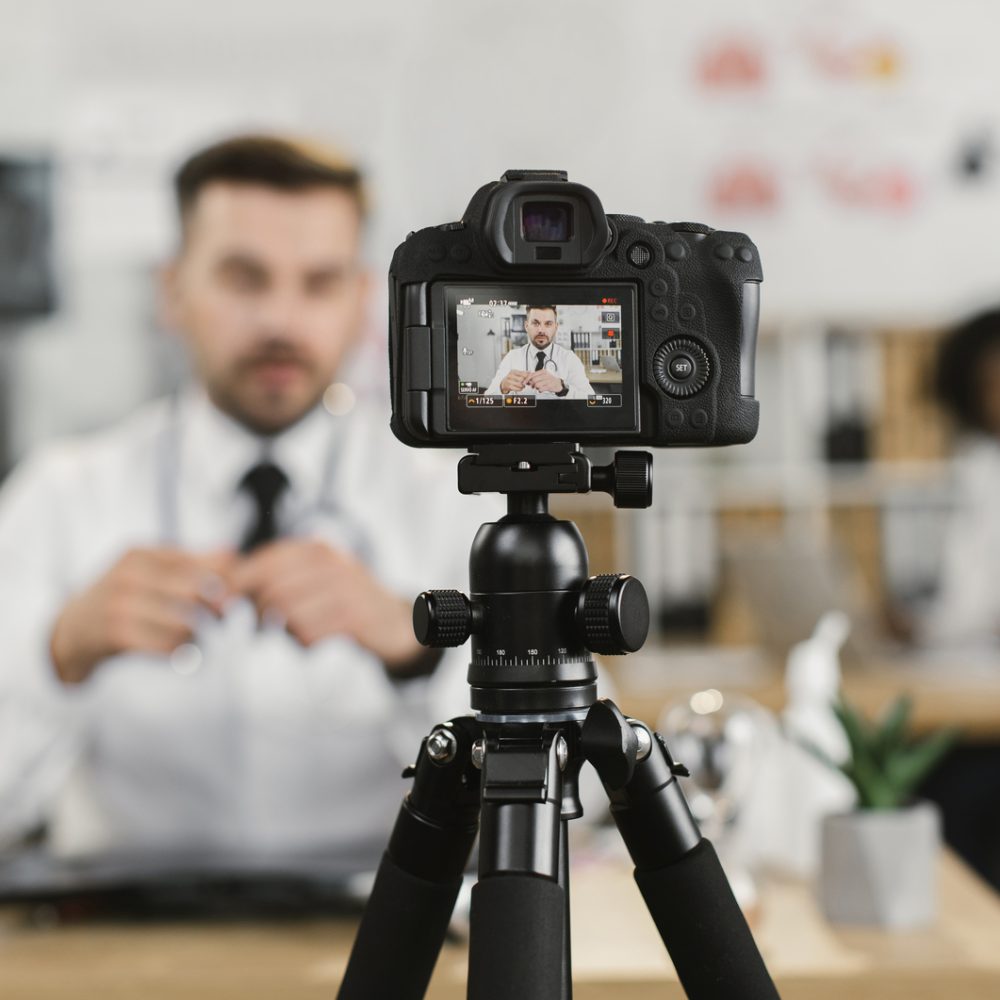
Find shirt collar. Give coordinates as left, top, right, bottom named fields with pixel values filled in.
left=179, top=386, right=340, bottom=507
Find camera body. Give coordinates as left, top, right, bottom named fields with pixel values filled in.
left=389, top=170, right=762, bottom=448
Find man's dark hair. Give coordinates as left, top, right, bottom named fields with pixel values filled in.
left=935, top=308, right=1000, bottom=431
left=174, top=134, right=367, bottom=230
left=525, top=305, right=558, bottom=317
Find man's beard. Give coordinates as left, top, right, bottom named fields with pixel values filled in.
left=209, top=346, right=326, bottom=436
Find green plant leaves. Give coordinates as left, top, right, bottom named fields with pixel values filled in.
left=823, top=695, right=957, bottom=810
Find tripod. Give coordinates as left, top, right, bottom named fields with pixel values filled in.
left=338, top=445, right=779, bottom=1000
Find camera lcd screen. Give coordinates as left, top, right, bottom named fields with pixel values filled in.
left=522, top=202, right=573, bottom=242
left=443, top=284, right=638, bottom=435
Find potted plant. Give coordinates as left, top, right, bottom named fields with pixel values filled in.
left=812, top=695, right=955, bottom=928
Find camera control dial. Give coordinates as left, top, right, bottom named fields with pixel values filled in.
left=653, top=338, right=711, bottom=398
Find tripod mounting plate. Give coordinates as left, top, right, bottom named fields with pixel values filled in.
left=457, top=443, right=652, bottom=508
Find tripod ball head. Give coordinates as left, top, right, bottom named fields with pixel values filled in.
left=413, top=573, right=648, bottom=656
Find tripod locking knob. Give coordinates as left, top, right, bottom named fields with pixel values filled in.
left=578, top=574, right=649, bottom=655
left=591, top=450, right=653, bottom=508
left=413, top=590, right=473, bottom=647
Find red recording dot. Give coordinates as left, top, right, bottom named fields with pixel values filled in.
left=602, top=298, right=607, bottom=304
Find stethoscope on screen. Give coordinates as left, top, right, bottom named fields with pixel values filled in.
left=523, top=344, right=561, bottom=373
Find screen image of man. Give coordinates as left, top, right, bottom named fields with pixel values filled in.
left=484, top=305, right=594, bottom=399
left=0, top=135, right=490, bottom=863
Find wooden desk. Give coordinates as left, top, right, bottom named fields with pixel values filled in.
left=2, top=851, right=998, bottom=999
left=607, top=646, right=1000, bottom=740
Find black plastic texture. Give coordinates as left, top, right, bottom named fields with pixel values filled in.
left=580, top=698, right=639, bottom=789
left=578, top=574, right=649, bottom=654
left=653, top=337, right=711, bottom=398
left=413, top=589, right=472, bottom=647
left=605, top=728, right=701, bottom=867
left=389, top=716, right=481, bottom=882
left=634, top=839, right=781, bottom=1000
left=336, top=852, right=463, bottom=1000
left=590, top=450, right=653, bottom=508
left=467, top=875, right=567, bottom=1000
left=485, top=174, right=609, bottom=268
left=466, top=515, right=598, bottom=706
left=388, top=170, right=762, bottom=449
left=469, top=515, right=587, bottom=593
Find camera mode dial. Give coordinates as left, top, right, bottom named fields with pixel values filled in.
left=413, top=590, right=473, bottom=647
left=578, top=574, right=649, bottom=655
left=653, top=338, right=711, bottom=398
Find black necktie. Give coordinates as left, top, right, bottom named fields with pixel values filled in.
left=535, top=351, right=546, bottom=371
left=239, top=462, right=289, bottom=553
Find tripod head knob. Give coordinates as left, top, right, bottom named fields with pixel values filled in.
left=591, top=451, right=653, bottom=509
left=413, top=590, right=473, bottom=647
left=578, top=574, right=649, bottom=655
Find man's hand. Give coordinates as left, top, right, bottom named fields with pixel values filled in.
left=526, top=370, right=564, bottom=394
left=50, top=548, right=235, bottom=685
left=500, top=369, right=530, bottom=394
left=228, top=539, right=422, bottom=672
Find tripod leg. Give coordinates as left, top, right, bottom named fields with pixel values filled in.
left=558, top=818, right=572, bottom=996
left=467, top=729, right=570, bottom=1000
left=337, top=717, right=481, bottom=1000
left=584, top=700, right=780, bottom=1000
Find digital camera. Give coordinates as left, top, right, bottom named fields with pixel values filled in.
left=388, top=170, right=762, bottom=448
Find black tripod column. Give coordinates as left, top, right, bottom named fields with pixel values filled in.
left=468, top=729, right=569, bottom=1000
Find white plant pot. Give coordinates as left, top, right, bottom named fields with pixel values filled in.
left=818, top=800, right=940, bottom=928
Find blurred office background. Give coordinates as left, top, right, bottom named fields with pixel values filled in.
left=4, top=2, right=1000, bottom=736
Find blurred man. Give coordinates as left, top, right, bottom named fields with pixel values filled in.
left=0, top=135, right=485, bottom=860
left=485, top=304, right=593, bottom=398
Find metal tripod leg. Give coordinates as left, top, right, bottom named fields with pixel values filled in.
left=467, top=725, right=571, bottom=1000
left=337, top=716, right=481, bottom=1000
left=583, top=698, right=781, bottom=1000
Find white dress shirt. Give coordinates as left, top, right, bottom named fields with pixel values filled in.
left=484, top=342, right=594, bottom=399
left=0, top=389, right=497, bottom=859
left=923, top=437, right=1000, bottom=645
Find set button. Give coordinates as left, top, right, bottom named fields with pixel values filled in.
left=653, top=338, right=711, bottom=398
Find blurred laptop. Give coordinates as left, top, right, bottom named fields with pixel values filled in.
left=726, top=534, right=1000, bottom=676
left=0, top=840, right=382, bottom=920
left=725, top=534, right=893, bottom=664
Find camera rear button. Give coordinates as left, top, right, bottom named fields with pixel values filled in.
left=668, top=354, right=696, bottom=381
left=667, top=409, right=685, bottom=428
left=650, top=278, right=669, bottom=296
left=692, top=410, right=709, bottom=429
left=651, top=303, right=669, bottom=322
left=628, top=242, right=654, bottom=268
left=666, top=242, right=686, bottom=261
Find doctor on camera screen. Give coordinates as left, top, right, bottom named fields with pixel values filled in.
left=485, top=305, right=595, bottom=399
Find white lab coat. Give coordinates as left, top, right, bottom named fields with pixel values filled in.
left=484, top=342, right=594, bottom=399
left=0, top=389, right=497, bottom=858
